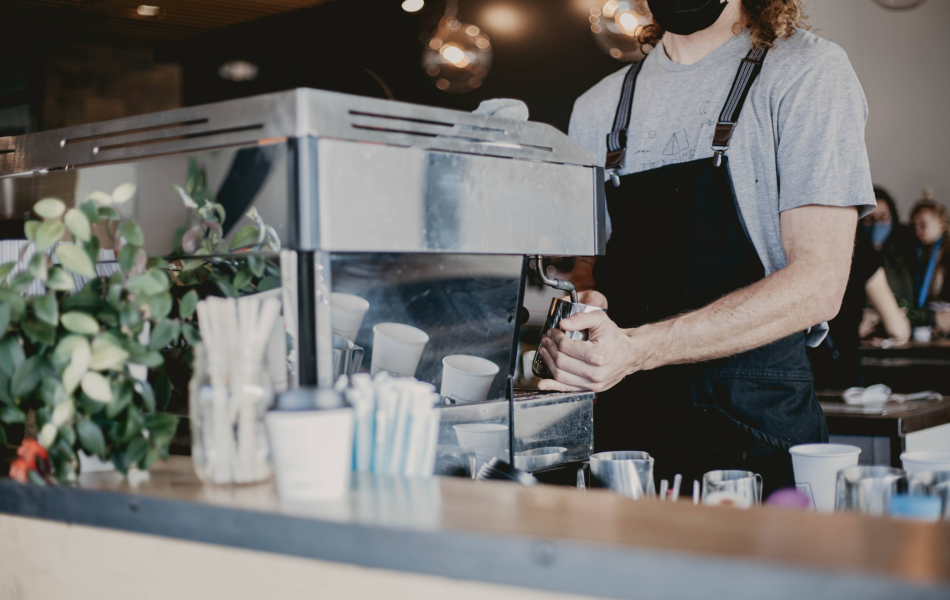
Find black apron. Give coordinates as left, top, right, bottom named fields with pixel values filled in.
left=592, top=47, right=828, bottom=497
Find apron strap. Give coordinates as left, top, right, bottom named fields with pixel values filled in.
left=605, top=59, right=645, bottom=172
left=605, top=45, right=769, bottom=174
left=712, top=46, right=768, bottom=166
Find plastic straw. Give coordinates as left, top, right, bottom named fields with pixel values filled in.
left=672, top=474, right=683, bottom=502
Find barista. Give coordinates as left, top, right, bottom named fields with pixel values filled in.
left=538, top=0, right=875, bottom=494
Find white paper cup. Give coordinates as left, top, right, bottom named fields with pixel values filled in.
left=454, top=423, right=509, bottom=460
left=441, top=355, right=499, bottom=403
left=790, top=443, right=861, bottom=512
left=371, top=323, right=429, bottom=377
left=331, top=293, right=370, bottom=342
left=901, top=450, right=950, bottom=475
left=266, top=408, right=354, bottom=500
left=522, top=351, right=536, bottom=379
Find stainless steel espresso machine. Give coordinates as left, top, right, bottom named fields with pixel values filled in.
left=0, top=88, right=606, bottom=479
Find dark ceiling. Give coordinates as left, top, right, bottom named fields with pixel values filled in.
left=1, top=0, right=331, bottom=46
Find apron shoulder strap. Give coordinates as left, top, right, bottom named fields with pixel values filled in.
left=605, top=59, right=645, bottom=172
left=604, top=45, right=769, bottom=174
left=712, top=46, right=768, bottom=166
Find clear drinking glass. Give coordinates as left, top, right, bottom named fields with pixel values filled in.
left=190, top=343, right=274, bottom=485
left=702, top=470, right=763, bottom=508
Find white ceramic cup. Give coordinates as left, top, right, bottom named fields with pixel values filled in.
left=441, top=355, right=500, bottom=403
left=331, top=293, right=370, bottom=342
left=522, top=350, right=536, bottom=379
left=901, top=450, right=950, bottom=475
left=266, top=408, right=354, bottom=501
left=789, top=443, right=861, bottom=512
left=454, top=423, right=509, bottom=460
left=371, top=323, right=429, bottom=377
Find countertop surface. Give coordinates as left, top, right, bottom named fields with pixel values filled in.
left=2, top=457, right=950, bottom=599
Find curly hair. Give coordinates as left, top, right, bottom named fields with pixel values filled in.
left=635, top=0, right=809, bottom=50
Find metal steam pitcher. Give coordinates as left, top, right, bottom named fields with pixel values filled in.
left=531, top=257, right=606, bottom=380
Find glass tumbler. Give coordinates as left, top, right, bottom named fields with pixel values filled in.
left=702, top=470, right=763, bottom=508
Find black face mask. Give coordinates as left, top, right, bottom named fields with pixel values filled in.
left=648, top=0, right=729, bottom=35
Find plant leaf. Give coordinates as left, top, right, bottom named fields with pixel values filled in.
left=137, top=379, right=156, bottom=413
left=232, top=269, right=253, bottom=290
left=36, top=220, right=66, bottom=252
left=23, top=221, right=40, bottom=242
left=257, top=275, right=281, bottom=292
left=148, top=319, right=177, bottom=351
left=39, top=377, right=67, bottom=408
left=0, top=291, right=24, bottom=321
left=106, top=381, right=134, bottom=418
left=144, top=412, right=178, bottom=441
left=0, top=303, right=9, bottom=341
left=61, top=311, right=100, bottom=335
left=0, top=404, right=26, bottom=424
left=12, top=355, right=46, bottom=398
left=98, top=206, right=120, bottom=220
left=248, top=255, right=265, bottom=278
left=118, top=221, right=144, bottom=247
left=64, top=208, right=92, bottom=242
left=145, top=292, right=173, bottom=320
left=179, top=290, right=198, bottom=320
left=126, top=273, right=165, bottom=295
left=181, top=323, right=201, bottom=346
left=0, top=263, right=14, bottom=284
left=28, top=253, right=48, bottom=282
left=118, top=244, right=138, bottom=273
left=128, top=344, right=164, bottom=368
left=83, top=235, right=100, bottom=268
left=90, top=336, right=130, bottom=371
left=88, top=190, right=113, bottom=205
left=230, top=225, right=260, bottom=250
left=34, top=291, right=59, bottom=326
left=78, top=200, right=100, bottom=225
left=9, top=272, right=36, bottom=293
left=46, top=267, right=75, bottom=291
left=77, top=418, right=107, bottom=457
left=155, top=372, right=172, bottom=410
left=124, top=436, right=150, bottom=466
left=171, top=184, right=198, bottom=209
left=22, top=318, right=56, bottom=346
left=81, top=372, right=112, bottom=403
left=111, top=183, right=136, bottom=203
left=56, top=243, right=96, bottom=278
left=33, top=198, right=66, bottom=219
left=0, top=337, right=25, bottom=377
left=52, top=335, right=87, bottom=366
left=51, top=397, right=75, bottom=427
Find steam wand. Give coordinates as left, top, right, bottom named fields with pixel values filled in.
left=535, top=256, right=578, bottom=304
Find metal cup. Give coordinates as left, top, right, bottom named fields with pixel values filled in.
left=835, top=466, right=907, bottom=515
left=532, top=298, right=606, bottom=379
left=332, top=334, right=364, bottom=380
left=702, top=470, right=763, bottom=508
left=589, top=451, right=656, bottom=499
left=908, top=470, right=950, bottom=520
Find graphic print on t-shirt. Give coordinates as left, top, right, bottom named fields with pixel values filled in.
left=639, top=126, right=697, bottom=170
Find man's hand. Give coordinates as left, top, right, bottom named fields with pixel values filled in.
left=534, top=204, right=858, bottom=393
left=537, top=311, right=659, bottom=392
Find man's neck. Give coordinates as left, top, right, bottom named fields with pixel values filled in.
left=661, top=1, right=744, bottom=66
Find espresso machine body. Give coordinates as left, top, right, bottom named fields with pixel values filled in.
left=0, top=88, right=605, bottom=476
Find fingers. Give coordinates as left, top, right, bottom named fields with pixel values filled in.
left=559, top=310, right=608, bottom=333
left=546, top=328, right=600, bottom=365
left=537, top=377, right=585, bottom=393
left=577, top=290, right=608, bottom=309
left=540, top=337, right=600, bottom=381
left=539, top=343, right=601, bottom=391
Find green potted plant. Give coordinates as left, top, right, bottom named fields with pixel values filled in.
left=1, top=185, right=180, bottom=484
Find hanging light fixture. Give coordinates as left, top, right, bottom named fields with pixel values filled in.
left=590, top=0, right=649, bottom=62
left=871, top=0, right=927, bottom=9
left=421, top=0, right=492, bottom=93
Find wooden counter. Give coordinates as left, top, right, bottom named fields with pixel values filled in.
left=2, top=457, right=949, bottom=600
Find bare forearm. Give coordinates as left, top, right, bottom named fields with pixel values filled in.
left=632, top=262, right=835, bottom=369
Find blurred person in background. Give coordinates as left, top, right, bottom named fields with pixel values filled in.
left=911, top=192, right=950, bottom=334
left=810, top=228, right=910, bottom=389
left=861, top=186, right=915, bottom=306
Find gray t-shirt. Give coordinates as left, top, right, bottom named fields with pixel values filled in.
left=569, top=28, right=876, bottom=277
